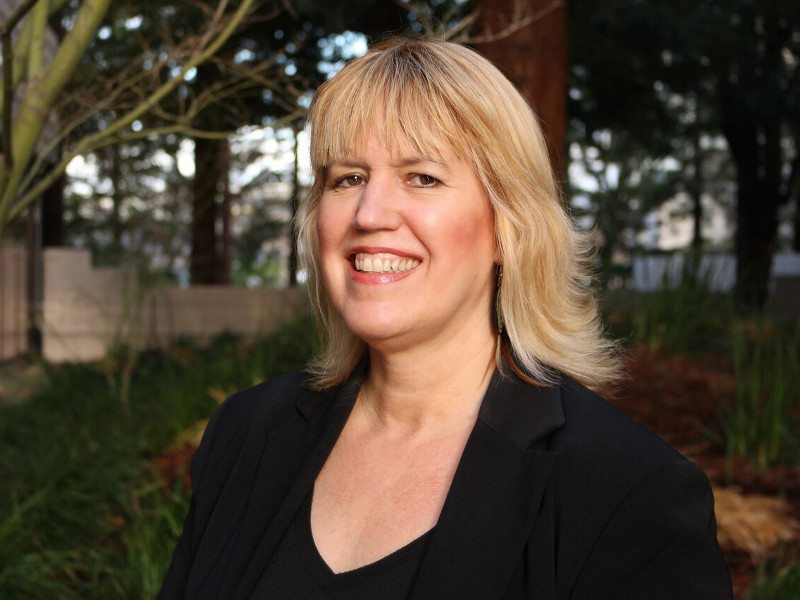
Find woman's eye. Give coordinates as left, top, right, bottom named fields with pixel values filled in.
left=409, top=173, right=440, bottom=187
left=334, top=174, right=365, bottom=188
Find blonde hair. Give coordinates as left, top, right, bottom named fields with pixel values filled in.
left=297, top=37, right=621, bottom=394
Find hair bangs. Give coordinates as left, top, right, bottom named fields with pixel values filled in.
left=310, top=53, right=475, bottom=172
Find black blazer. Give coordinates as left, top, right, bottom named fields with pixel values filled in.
left=158, top=364, right=733, bottom=599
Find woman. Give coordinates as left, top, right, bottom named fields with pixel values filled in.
left=159, top=38, right=732, bottom=599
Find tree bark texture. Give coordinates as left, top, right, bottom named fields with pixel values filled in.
left=0, top=0, right=113, bottom=219
left=220, top=140, right=232, bottom=285
left=718, top=7, right=790, bottom=310
left=190, top=136, right=228, bottom=285
left=689, top=132, right=703, bottom=250
left=289, top=124, right=300, bottom=287
left=472, top=0, right=568, bottom=182
left=722, top=102, right=782, bottom=310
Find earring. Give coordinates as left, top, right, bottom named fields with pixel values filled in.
left=494, top=264, right=504, bottom=335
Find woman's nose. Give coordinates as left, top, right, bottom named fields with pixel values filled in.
left=353, top=175, right=401, bottom=231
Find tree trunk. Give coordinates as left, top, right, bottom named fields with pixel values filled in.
left=724, top=111, right=779, bottom=310
left=721, top=7, right=791, bottom=311
left=688, top=131, right=703, bottom=250
left=40, top=165, right=64, bottom=248
left=472, top=0, right=568, bottom=181
left=109, top=144, right=123, bottom=261
left=26, top=200, right=42, bottom=351
left=190, top=58, right=232, bottom=286
left=220, top=140, right=232, bottom=284
left=734, top=177, right=777, bottom=310
left=190, top=136, right=227, bottom=284
left=288, top=123, right=300, bottom=287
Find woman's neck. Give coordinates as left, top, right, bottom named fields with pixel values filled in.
left=355, top=327, right=497, bottom=435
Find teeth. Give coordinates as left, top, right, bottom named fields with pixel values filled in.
left=354, top=253, right=420, bottom=273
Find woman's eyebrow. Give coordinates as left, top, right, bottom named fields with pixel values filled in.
left=328, top=159, right=368, bottom=169
left=328, top=157, right=446, bottom=169
left=390, top=156, right=446, bottom=167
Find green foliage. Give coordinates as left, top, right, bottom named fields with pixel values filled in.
left=745, top=562, right=800, bottom=600
left=720, top=322, right=800, bottom=470
left=0, top=316, right=316, bottom=599
left=608, top=254, right=734, bottom=355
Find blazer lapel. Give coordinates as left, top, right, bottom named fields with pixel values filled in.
left=410, top=370, right=564, bottom=600
left=230, top=367, right=364, bottom=600
left=220, top=362, right=562, bottom=600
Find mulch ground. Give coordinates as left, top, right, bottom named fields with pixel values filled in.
left=154, top=347, right=800, bottom=597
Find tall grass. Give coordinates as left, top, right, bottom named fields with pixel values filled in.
left=0, top=316, right=316, bottom=599
left=720, top=322, right=800, bottom=470
left=608, top=253, right=735, bottom=355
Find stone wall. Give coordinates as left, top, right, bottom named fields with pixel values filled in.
left=40, top=248, right=307, bottom=363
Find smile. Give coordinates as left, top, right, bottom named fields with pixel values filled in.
left=353, top=253, right=420, bottom=273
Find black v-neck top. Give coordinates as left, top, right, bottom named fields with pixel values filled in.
left=252, top=490, right=433, bottom=599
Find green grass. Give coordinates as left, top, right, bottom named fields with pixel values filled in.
left=0, top=316, right=316, bottom=599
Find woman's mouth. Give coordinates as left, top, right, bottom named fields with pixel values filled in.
left=352, top=253, right=420, bottom=273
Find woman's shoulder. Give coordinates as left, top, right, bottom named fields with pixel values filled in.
left=218, top=370, right=315, bottom=422
left=191, top=371, right=323, bottom=477
left=552, top=375, right=684, bottom=465
left=549, top=374, right=708, bottom=512
left=547, top=377, right=729, bottom=595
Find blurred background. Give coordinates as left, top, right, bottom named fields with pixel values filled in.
left=0, top=0, right=798, bottom=597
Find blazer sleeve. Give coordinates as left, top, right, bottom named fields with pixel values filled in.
left=156, top=399, right=229, bottom=600
left=570, top=460, right=733, bottom=599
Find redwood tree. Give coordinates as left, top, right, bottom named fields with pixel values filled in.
left=472, top=0, right=568, bottom=179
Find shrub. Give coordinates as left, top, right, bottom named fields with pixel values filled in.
left=0, top=316, right=316, bottom=599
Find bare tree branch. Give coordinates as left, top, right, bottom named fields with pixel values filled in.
left=0, top=0, right=40, bottom=169
left=7, top=107, right=304, bottom=224
left=447, top=0, right=564, bottom=44
left=2, top=0, right=262, bottom=226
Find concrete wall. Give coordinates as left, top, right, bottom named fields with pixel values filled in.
left=40, top=248, right=307, bottom=363
left=0, top=244, right=28, bottom=361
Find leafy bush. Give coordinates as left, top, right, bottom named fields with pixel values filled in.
left=746, top=562, right=800, bottom=599
left=0, top=316, right=316, bottom=599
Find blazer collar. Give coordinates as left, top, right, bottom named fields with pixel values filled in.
left=410, top=368, right=564, bottom=599
left=234, top=361, right=564, bottom=599
left=294, top=358, right=368, bottom=422
left=478, top=367, right=565, bottom=448
left=295, top=359, right=566, bottom=446
left=232, top=367, right=364, bottom=600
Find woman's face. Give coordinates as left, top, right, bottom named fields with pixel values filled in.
left=317, top=131, right=498, bottom=352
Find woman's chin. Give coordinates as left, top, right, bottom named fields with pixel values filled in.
left=350, top=324, right=411, bottom=348
left=345, top=317, right=423, bottom=352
